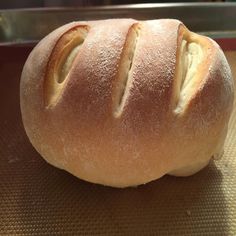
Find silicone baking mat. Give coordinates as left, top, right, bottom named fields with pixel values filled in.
left=0, top=46, right=235, bottom=235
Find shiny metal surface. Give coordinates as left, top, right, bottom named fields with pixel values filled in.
left=0, top=3, right=236, bottom=45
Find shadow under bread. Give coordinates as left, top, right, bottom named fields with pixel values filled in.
left=12, top=156, right=227, bottom=235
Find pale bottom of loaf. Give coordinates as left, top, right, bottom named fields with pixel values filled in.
left=168, top=158, right=211, bottom=176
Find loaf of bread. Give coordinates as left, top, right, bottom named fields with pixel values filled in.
left=20, top=19, right=234, bottom=187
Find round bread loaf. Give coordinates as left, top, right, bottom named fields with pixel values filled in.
left=20, top=19, right=234, bottom=187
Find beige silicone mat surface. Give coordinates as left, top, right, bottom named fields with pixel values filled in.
left=0, top=47, right=235, bottom=235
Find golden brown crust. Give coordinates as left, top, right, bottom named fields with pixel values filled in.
left=20, top=19, right=234, bottom=187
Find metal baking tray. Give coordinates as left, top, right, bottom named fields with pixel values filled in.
left=0, top=4, right=236, bottom=235
left=1, top=2, right=236, bottom=45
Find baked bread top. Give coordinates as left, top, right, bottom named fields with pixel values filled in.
left=20, top=19, right=234, bottom=187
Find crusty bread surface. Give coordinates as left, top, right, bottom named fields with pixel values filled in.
left=20, top=19, right=234, bottom=187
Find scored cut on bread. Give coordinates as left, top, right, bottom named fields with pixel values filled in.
left=20, top=19, right=234, bottom=188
